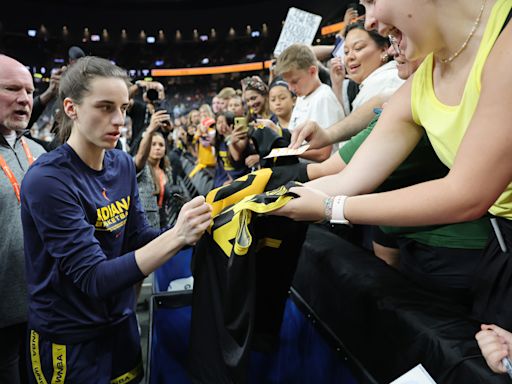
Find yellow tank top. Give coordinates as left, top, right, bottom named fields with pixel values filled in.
left=411, top=0, right=512, bottom=218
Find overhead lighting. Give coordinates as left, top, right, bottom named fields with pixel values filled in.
left=91, top=34, right=100, bottom=42
left=262, top=23, right=269, bottom=37
left=251, top=31, right=260, bottom=38
left=83, top=27, right=90, bottom=42
left=199, top=35, right=208, bottom=42
left=146, top=36, right=155, bottom=44
left=27, top=29, right=37, bottom=37
left=201, top=58, right=209, bottom=65
left=155, top=59, right=164, bottom=67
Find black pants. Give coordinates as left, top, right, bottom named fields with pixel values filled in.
left=398, top=239, right=482, bottom=308
left=472, top=217, right=512, bottom=329
left=0, top=322, right=27, bottom=384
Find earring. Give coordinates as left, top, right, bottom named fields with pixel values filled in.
left=381, top=53, right=389, bottom=63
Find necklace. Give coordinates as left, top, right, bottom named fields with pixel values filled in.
left=439, top=0, right=486, bottom=64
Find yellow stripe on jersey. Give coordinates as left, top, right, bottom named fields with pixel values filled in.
left=110, top=361, right=143, bottom=384
left=30, top=330, right=49, bottom=384
left=256, top=238, right=282, bottom=252
left=207, top=168, right=273, bottom=216
left=210, top=186, right=294, bottom=257
left=51, top=343, right=67, bottom=383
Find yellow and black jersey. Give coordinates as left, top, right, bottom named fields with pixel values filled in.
left=190, top=178, right=308, bottom=384
left=206, top=165, right=309, bottom=218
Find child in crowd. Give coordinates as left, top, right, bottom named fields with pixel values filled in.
left=267, top=78, right=295, bottom=131
left=276, top=0, right=512, bottom=346
left=275, top=43, right=345, bottom=162
left=227, top=94, right=245, bottom=117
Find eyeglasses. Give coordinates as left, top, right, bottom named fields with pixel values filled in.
left=388, top=35, right=401, bottom=56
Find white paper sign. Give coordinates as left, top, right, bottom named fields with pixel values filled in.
left=390, top=364, right=437, bottom=384
left=274, top=7, right=322, bottom=56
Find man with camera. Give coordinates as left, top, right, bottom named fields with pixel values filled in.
left=128, top=80, right=171, bottom=155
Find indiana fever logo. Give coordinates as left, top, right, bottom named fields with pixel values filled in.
left=95, top=196, right=130, bottom=232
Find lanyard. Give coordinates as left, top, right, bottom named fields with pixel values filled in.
left=157, top=168, right=165, bottom=208
left=0, top=137, right=34, bottom=203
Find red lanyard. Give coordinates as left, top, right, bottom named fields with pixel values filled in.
left=0, top=137, right=34, bottom=203
left=157, top=168, right=165, bottom=208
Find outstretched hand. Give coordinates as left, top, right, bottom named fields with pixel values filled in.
left=272, top=186, right=327, bottom=222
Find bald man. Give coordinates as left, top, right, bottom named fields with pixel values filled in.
left=0, top=55, right=45, bottom=383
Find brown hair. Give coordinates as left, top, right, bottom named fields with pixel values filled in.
left=58, top=56, right=131, bottom=142
left=275, top=44, right=317, bottom=75
left=148, top=132, right=171, bottom=196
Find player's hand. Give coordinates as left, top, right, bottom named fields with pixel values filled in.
left=173, top=196, right=212, bottom=246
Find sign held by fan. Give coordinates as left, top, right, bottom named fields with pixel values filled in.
left=274, top=8, right=322, bottom=56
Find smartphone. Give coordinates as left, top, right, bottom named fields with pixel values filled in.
left=234, top=117, right=248, bottom=133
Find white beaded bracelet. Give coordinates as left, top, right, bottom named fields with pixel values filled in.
left=324, top=197, right=334, bottom=221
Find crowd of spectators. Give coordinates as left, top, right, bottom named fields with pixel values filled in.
left=2, top=0, right=512, bottom=382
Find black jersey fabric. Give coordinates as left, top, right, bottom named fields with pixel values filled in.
left=189, top=171, right=308, bottom=384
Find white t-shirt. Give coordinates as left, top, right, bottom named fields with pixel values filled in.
left=288, top=83, right=345, bottom=132
left=350, top=60, right=405, bottom=112
left=288, top=83, right=345, bottom=156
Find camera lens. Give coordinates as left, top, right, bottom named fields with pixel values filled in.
left=146, top=88, right=159, bottom=101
